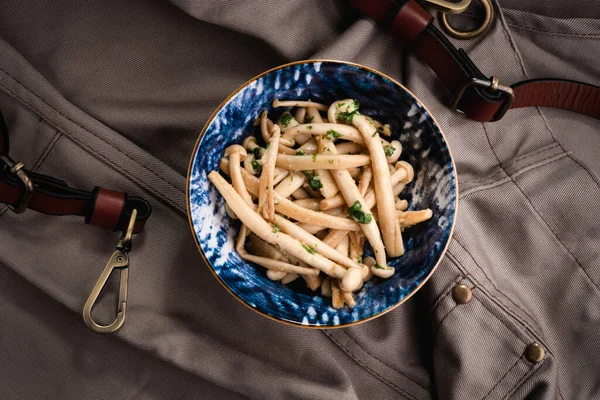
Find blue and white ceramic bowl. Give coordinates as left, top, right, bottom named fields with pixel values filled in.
left=187, top=60, right=457, bottom=327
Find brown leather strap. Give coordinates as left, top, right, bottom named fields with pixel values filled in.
left=512, top=79, right=600, bottom=119
left=351, top=0, right=600, bottom=123
left=388, top=1, right=433, bottom=45
left=0, top=113, right=151, bottom=233
left=88, top=188, right=126, bottom=231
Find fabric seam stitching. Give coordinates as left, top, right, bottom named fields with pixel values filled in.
left=482, top=356, right=525, bottom=400
left=322, top=330, right=418, bottom=400
left=505, top=22, right=600, bottom=39
left=0, top=67, right=185, bottom=195
left=339, top=330, right=429, bottom=392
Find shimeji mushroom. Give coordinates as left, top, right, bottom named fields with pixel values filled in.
left=280, top=123, right=364, bottom=147
left=258, top=125, right=281, bottom=221
left=335, top=142, right=364, bottom=155
left=277, top=111, right=300, bottom=133
left=330, top=279, right=344, bottom=309
left=276, top=153, right=370, bottom=170
left=291, top=188, right=310, bottom=199
left=224, top=145, right=253, bottom=206
left=321, top=277, right=332, bottom=297
left=395, top=199, right=409, bottom=211
left=353, top=112, right=402, bottom=257
left=357, top=165, right=372, bottom=196
left=397, top=209, right=433, bottom=228
left=272, top=99, right=328, bottom=111
left=260, top=110, right=274, bottom=143
left=292, top=198, right=321, bottom=211
left=327, top=99, right=358, bottom=124
left=294, top=107, right=306, bottom=125
left=281, top=273, right=300, bottom=284
left=274, top=172, right=306, bottom=198
left=266, top=270, right=288, bottom=281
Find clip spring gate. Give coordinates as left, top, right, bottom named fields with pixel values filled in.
left=82, top=209, right=137, bottom=333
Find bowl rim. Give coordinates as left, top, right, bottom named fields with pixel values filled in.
left=186, top=59, right=459, bottom=328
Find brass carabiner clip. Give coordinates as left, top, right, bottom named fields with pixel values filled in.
left=82, top=209, right=137, bottom=333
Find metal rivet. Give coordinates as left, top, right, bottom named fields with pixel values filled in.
left=525, top=343, right=545, bottom=363
left=452, top=284, right=472, bottom=304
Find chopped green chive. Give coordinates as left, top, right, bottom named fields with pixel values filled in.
left=303, top=171, right=323, bottom=190
left=371, top=131, right=377, bottom=137
left=251, top=159, right=262, bottom=175
left=272, top=224, right=280, bottom=233
left=302, top=244, right=316, bottom=254
left=337, top=110, right=358, bottom=124
left=281, top=113, right=293, bottom=128
left=312, top=154, right=317, bottom=162
left=307, top=125, right=312, bottom=129
left=374, top=263, right=386, bottom=270
left=337, top=100, right=360, bottom=125
left=328, top=160, right=334, bottom=164
left=384, top=145, right=395, bottom=157
left=347, top=200, right=373, bottom=224
left=296, top=149, right=305, bottom=156
left=325, top=129, right=342, bottom=140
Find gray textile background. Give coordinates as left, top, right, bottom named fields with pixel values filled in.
left=0, top=1, right=599, bottom=399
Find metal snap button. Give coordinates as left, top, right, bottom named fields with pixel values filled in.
left=452, top=284, right=472, bottom=304
left=525, top=343, right=545, bottom=363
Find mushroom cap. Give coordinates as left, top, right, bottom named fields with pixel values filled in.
left=328, top=98, right=357, bottom=123
left=371, top=265, right=395, bottom=279
left=242, top=136, right=258, bottom=150
left=225, top=144, right=248, bottom=160
left=396, top=160, right=414, bottom=183
left=340, top=267, right=363, bottom=292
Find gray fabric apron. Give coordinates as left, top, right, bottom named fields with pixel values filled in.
left=0, top=1, right=598, bottom=398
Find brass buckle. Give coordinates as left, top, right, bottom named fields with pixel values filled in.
left=423, top=0, right=471, bottom=14
left=450, top=76, right=514, bottom=121
left=0, top=155, right=34, bottom=214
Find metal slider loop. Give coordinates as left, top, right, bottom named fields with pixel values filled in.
left=450, top=76, right=515, bottom=121
left=436, top=0, right=494, bottom=40
left=82, top=209, right=137, bottom=333
left=423, top=0, right=471, bottom=14
left=0, top=155, right=34, bottom=214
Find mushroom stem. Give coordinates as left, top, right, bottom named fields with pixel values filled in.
left=353, top=114, right=402, bottom=257
left=258, top=125, right=280, bottom=221
left=276, top=154, right=370, bottom=170
left=273, top=99, right=328, bottom=111
left=280, top=123, right=363, bottom=147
